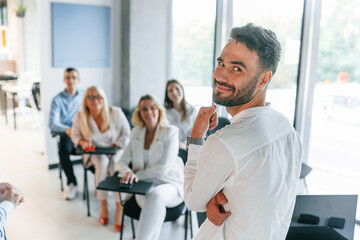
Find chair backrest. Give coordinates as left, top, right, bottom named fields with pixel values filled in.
left=121, top=107, right=135, bottom=129
left=300, top=163, right=312, bottom=179
left=31, top=82, right=41, bottom=110
left=178, top=148, right=188, bottom=165
left=206, top=117, right=231, bottom=137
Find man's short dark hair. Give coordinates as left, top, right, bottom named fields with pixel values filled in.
left=64, top=67, right=79, bottom=76
left=230, top=23, right=281, bottom=75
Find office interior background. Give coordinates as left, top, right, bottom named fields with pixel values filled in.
left=0, top=0, right=359, bottom=239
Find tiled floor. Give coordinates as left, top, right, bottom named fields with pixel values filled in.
left=0, top=112, right=196, bottom=240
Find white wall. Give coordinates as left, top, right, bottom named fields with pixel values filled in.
left=38, top=0, right=121, bottom=166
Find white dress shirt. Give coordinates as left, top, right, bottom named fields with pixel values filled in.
left=166, top=103, right=197, bottom=143
left=184, top=104, right=302, bottom=240
left=0, top=201, right=14, bottom=240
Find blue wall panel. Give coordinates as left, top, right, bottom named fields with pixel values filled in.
left=51, top=2, right=110, bottom=67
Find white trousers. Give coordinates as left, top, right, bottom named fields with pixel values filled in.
left=89, top=154, right=120, bottom=202
left=135, top=183, right=183, bottom=240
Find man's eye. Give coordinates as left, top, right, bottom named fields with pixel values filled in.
left=218, top=62, right=225, bottom=67
left=234, top=66, right=241, bottom=72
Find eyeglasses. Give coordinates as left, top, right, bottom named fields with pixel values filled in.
left=86, top=95, right=103, bottom=101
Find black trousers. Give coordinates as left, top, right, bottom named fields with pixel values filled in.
left=58, top=135, right=77, bottom=186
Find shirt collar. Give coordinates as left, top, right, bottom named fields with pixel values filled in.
left=230, top=102, right=271, bottom=124
left=62, top=89, right=79, bottom=98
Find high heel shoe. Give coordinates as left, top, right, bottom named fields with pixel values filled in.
left=99, top=217, right=109, bottom=225
left=115, top=224, right=122, bottom=232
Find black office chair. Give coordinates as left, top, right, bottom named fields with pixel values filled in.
left=120, top=148, right=193, bottom=240
left=121, top=107, right=135, bottom=129
left=206, top=117, right=231, bottom=138
left=300, top=163, right=312, bottom=194
left=31, top=82, right=41, bottom=111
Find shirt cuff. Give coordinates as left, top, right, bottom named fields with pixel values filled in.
left=0, top=201, right=15, bottom=215
left=188, top=144, right=203, bottom=161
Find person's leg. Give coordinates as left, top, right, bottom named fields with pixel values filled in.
left=58, top=135, right=77, bottom=186
left=135, top=184, right=183, bottom=240
left=107, top=159, right=122, bottom=228
left=91, top=155, right=109, bottom=222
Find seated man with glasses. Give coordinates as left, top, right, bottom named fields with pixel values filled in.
left=49, top=67, right=84, bottom=200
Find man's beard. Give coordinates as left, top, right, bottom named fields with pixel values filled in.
left=213, top=77, right=258, bottom=107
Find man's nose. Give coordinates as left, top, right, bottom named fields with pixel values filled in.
left=214, top=68, right=228, bottom=82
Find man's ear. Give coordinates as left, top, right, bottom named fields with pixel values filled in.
left=258, top=71, right=272, bottom=89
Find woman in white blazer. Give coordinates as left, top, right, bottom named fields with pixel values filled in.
left=71, top=86, right=131, bottom=232
left=164, top=79, right=197, bottom=149
left=117, top=94, right=184, bottom=240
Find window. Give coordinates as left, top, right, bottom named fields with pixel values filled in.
left=307, top=0, right=360, bottom=220
left=233, top=0, right=304, bottom=123
left=172, top=0, right=216, bottom=106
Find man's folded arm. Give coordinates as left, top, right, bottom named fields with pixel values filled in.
left=184, top=136, right=234, bottom=212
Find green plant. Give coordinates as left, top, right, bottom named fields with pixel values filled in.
left=14, top=4, right=26, bottom=13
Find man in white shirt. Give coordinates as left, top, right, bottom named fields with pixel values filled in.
left=0, top=183, right=24, bottom=240
left=184, top=23, right=302, bottom=239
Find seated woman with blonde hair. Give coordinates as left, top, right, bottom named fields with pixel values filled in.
left=71, top=86, right=131, bottom=232
left=117, top=94, right=184, bottom=240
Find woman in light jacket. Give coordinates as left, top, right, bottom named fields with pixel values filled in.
left=117, top=94, right=184, bottom=240
left=71, top=86, right=131, bottom=232
left=164, top=79, right=197, bottom=149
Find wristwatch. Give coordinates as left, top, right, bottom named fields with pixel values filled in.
left=187, top=137, right=204, bottom=146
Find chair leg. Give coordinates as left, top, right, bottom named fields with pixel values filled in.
left=131, top=218, right=135, bottom=239
left=120, top=210, right=126, bottom=240
left=83, top=169, right=86, bottom=200
left=84, top=168, right=91, bottom=217
left=59, top=163, right=64, bottom=192
left=303, top=179, right=309, bottom=194
left=184, top=209, right=188, bottom=240
left=189, top=209, right=193, bottom=238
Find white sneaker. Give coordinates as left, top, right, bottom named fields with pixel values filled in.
left=64, top=183, right=77, bottom=200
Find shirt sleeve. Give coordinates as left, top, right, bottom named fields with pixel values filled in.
left=117, top=137, right=134, bottom=175
left=184, top=135, right=234, bottom=212
left=0, top=201, right=15, bottom=229
left=49, top=98, right=71, bottom=132
left=136, top=127, right=179, bottom=180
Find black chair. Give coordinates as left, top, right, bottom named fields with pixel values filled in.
left=51, top=132, right=82, bottom=192
left=76, top=147, right=117, bottom=217
left=31, top=82, right=41, bottom=110
left=51, top=132, right=92, bottom=216
left=121, top=107, right=135, bottom=129
left=206, top=117, right=231, bottom=137
left=300, top=163, right=312, bottom=194
left=120, top=148, right=193, bottom=240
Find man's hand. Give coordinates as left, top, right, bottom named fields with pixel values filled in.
left=65, top=128, right=71, bottom=137
left=207, top=191, right=231, bottom=226
left=0, top=187, right=24, bottom=207
left=191, top=105, right=218, bottom=139
left=0, top=183, right=11, bottom=194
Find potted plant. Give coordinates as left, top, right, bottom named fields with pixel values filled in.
left=15, top=4, right=26, bottom=18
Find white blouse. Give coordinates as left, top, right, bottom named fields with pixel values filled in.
left=166, top=103, right=197, bottom=143
left=71, top=106, right=131, bottom=163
